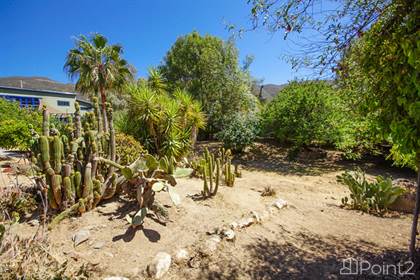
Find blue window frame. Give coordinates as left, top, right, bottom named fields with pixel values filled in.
left=0, top=94, right=40, bottom=108
left=57, top=100, right=70, bottom=106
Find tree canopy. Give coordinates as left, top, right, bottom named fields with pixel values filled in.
left=160, top=31, right=258, bottom=134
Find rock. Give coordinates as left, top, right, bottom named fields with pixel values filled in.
left=272, top=198, right=288, bottom=209
left=237, top=217, right=254, bottom=229
left=147, top=252, right=172, bottom=279
left=222, top=229, right=235, bottom=241
left=200, top=236, right=222, bottom=256
left=250, top=211, right=261, bottom=223
left=174, top=248, right=189, bottom=264
left=103, top=277, right=129, bottom=280
left=93, top=241, right=106, bottom=249
left=28, top=219, right=40, bottom=227
left=104, top=252, right=114, bottom=258
left=72, top=229, right=90, bottom=246
left=229, top=221, right=239, bottom=230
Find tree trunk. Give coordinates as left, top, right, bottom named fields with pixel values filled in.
left=409, top=152, right=420, bottom=261
left=99, top=85, right=109, bottom=133
left=190, top=125, right=198, bottom=148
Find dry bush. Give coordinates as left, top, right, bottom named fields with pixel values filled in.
left=261, top=186, right=276, bottom=197
left=0, top=225, right=94, bottom=279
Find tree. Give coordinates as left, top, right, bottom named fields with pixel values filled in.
left=239, top=0, right=392, bottom=74
left=244, top=0, right=419, bottom=259
left=121, top=81, right=206, bottom=159
left=64, top=33, right=134, bottom=132
left=338, top=0, right=419, bottom=259
left=160, top=31, right=256, bottom=135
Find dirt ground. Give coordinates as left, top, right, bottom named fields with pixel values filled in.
left=1, top=142, right=418, bottom=279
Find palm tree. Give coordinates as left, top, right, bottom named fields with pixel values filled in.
left=64, top=33, right=133, bottom=132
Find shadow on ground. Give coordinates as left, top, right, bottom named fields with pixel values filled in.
left=196, top=140, right=416, bottom=179
left=197, top=231, right=416, bottom=280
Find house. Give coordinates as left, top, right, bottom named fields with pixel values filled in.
left=0, top=86, right=92, bottom=114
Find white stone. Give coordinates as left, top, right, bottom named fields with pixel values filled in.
left=250, top=211, right=261, bottom=223
left=272, top=198, right=288, bottom=209
left=72, top=229, right=90, bottom=246
left=93, top=241, right=106, bottom=249
left=222, top=229, right=235, bottom=241
left=147, top=252, right=172, bottom=279
left=28, top=219, right=39, bottom=227
left=174, top=248, right=189, bottom=264
left=237, top=217, right=254, bottom=228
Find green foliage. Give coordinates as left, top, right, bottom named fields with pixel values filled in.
left=339, top=0, right=419, bottom=170
left=115, top=132, right=146, bottom=165
left=122, top=82, right=206, bottom=159
left=215, top=113, right=259, bottom=153
left=160, top=31, right=258, bottom=134
left=261, top=80, right=343, bottom=148
left=337, top=169, right=405, bottom=215
left=0, top=99, right=41, bottom=150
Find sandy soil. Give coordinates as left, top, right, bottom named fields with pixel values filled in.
left=2, top=142, right=417, bottom=279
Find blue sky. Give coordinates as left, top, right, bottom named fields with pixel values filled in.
left=0, top=0, right=309, bottom=85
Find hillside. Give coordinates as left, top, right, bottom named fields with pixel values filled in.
left=252, top=83, right=286, bottom=101
left=0, top=76, right=75, bottom=92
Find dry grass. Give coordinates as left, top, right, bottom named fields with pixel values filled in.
left=0, top=224, right=95, bottom=279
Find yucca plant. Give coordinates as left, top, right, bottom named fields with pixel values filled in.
left=123, top=80, right=206, bottom=159
left=337, top=168, right=405, bottom=215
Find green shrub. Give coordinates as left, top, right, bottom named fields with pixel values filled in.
left=115, top=132, right=147, bottom=165
left=337, top=168, right=405, bottom=215
left=215, top=113, right=259, bottom=152
left=0, top=99, right=41, bottom=150
left=261, top=80, right=342, bottom=149
left=122, top=83, right=206, bottom=159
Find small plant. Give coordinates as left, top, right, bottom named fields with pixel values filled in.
left=196, top=148, right=236, bottom=198
left=337, top=168, right=405, bottom=215
left=261, top=186, right=276, bottom=197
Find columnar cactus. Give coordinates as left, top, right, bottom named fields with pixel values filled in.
left=32, top=102, right=190, bottom=229
left=200, top=147, right=235, bottom=198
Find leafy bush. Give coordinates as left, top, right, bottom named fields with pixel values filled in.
left=115, top=132, right=147, bottom=165
left=337, top=169, right=405, bottom=215
left=215, top=113, right=259, bottom=152
left=261, top=80, right=342, bottom=149
left=0, top=99, right=41, bottom=150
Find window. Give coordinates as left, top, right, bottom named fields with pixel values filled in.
left=57, top=100, right=70, bottom=106
left=0, top=94, right=40, bottom=108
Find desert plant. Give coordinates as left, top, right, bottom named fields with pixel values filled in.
left=261, top=186, right=276, bottom=197
left=123, top=82, right=205, bottom=159
left=337, top=169, right=405, bottom=215
left=115, top=133, right=147, bottom=165
left=31, top=103, right=190, bottom=229
left=196, top=148, right=236, bottom=198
